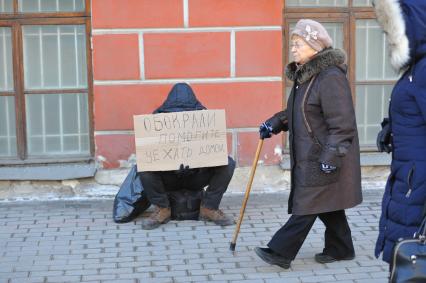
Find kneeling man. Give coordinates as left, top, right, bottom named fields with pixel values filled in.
left=139, top=83, right=235, bottom=230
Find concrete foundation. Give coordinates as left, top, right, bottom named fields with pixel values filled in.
left=0, top=165, right=388, bottom=201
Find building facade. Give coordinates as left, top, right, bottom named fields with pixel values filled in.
left=0, top=0, right=392, bottom=181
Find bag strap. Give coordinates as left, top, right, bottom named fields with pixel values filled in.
left=415, top=215, right=426, bottom=241
left=423, top=201, right=426, bottom=218
left=301, top=75, right=320, bottom=145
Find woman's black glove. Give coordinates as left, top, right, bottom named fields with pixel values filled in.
left=320, top=163, right=337, bottom=173
left=259, top=122, right=273, bottom=139
left=259, top=110, right=288, bottom=140
left=376, top=118, right=392, bottom=153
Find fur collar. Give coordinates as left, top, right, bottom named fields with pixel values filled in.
left=373, top=0, right=410, bottom=71
left=285, top=48, right=346, bottom=83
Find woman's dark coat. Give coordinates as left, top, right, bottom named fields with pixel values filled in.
left=275, top=48, right=362, bottom=215
left=373, top=0, right=426, bottom=263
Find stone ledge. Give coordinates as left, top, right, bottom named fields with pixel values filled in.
left=0, top=161, right=96, bottom=180
left=0, top=164, right=388, bottom=202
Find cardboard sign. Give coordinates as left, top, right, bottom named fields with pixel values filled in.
left=134, top=110, right=228, bottom=172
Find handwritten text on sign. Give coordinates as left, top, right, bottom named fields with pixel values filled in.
left=134, top=110, right=228, bottom=172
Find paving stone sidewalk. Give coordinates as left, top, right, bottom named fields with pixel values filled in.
left=0, top=190, right=389, bottom=283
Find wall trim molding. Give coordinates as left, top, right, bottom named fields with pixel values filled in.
left=93, top=26, right=282, bottom=35
left=94, top=76, right=282, bottom=86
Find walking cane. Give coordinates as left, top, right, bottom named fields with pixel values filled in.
left=230, top=138, right=264, bottom=252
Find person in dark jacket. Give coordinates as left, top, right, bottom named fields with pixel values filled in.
left=254, top=19, right=362, bottom=269
left=373, top=0, right=426, bottom=265
left=139, top=83, right=236, bottom=230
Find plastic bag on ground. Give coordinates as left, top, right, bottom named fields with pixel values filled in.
left=113, top=165, right=150, bottom=223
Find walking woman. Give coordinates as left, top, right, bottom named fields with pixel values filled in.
left=255, top=19, right=362, bottom=269
left=373, top=0, right=426, bottom=265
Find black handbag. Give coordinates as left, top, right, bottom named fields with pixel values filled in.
left=168, top=189, right=203, bottom=220
left=390, top=216, right=426, bottom=283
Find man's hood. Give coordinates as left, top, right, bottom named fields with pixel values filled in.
left=154, top=83, right=206, bottom=113
left=374, top=0, right=426, bottom=71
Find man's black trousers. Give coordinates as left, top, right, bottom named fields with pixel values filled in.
left=139, top=157, right=235, bottom=210
left=268, top=210, right=355, bottom=260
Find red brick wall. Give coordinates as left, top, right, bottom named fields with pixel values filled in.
left=92, top=0, right=284, bottom=169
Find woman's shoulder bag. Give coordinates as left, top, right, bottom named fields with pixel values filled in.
left=390, top=215, right=426, bottom=282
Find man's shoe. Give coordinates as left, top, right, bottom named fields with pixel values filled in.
left=314, top=252, right=355, bottom=264
left=254, top=247, right=291, bottom=269
left=141, top=206, right=171, bottom=230
left=199, top=206, right=235, bottom=226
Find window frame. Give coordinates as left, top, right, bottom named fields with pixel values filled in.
left=282, top=0, right=398, bottom=150
left=1, top=0, right=91, bottom=18
left=0, top=0, right=93, bottom=164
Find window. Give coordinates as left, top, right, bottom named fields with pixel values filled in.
left=18, top=0, right=85, bottom=12
left=355, top=19, right=398, bottom=145
left=0, top=0, right=92, bottom=163
left=0, top=27, right=16, bottom=157
left=286, top=0, right=348, bottom=7
left=0, top=1, right=13, bottom=13
left=283, top=1, right=398, bottom=149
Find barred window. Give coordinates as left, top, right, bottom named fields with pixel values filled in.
left=355, top=19, right=398, bottom=145
left=286, top=0, right=348, bottom=7
left=0, top=0, right=92, bottom=163
left=18, top=0, right=85, bottom=13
